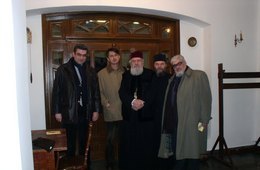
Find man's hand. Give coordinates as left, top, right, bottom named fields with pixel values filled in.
left=55, top=113, right=62, bottom=122
left=131, top=99, right=145, bottom=111
left=106, top=102, right=110, bottom=109
left=198, top=122, right=208, bottom=132
left=92, top=112, right=99, bottom=122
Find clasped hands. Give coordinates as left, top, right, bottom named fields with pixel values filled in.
left=131, top=99, right=145, bottom=111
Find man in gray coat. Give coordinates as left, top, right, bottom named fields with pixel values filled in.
left=158, top=54, right=212, bottom=170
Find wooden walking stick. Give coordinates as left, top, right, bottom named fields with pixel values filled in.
left=83, top=121, right=93, bottom=169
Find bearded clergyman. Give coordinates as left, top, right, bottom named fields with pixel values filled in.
left=118, top=51, right=155, bottom=170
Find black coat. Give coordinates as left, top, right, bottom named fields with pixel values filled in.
left=119, top=68, right=154, bottom=121
left=118, top=68, right=155, bottom=170
left=147, top=72, right=171, bottom=166
left=52, top=58, right=101, bottom=124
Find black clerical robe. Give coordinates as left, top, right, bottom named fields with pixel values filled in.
left=118, top=68, right=154, bottom=170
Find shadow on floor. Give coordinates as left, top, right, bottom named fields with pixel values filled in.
left=202, top=152, right=260, bottom=170
left=92, top=152, right=260, bottom=170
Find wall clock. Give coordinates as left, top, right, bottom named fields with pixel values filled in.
left=188, top=37, right=197, bottom=47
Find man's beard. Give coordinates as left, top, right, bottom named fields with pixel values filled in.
left=156, top=70, right=166, bottom=77
left=175, top=70, right=184, bottom=77
left=130, top=67, right=143, bottom=76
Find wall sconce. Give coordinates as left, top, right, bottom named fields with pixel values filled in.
left=234, top=31, right=243, bottom=47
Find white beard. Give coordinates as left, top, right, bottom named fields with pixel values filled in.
left=130, top=67, right=143, bottom=76
left=176, top=70, right=184, bottom=77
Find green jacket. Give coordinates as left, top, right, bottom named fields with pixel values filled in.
left=160, top=67, right=212, bottom=159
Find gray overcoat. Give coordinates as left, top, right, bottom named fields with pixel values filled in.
left=159, top=67, right=212, bottom=160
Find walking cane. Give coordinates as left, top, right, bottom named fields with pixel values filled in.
left=83, top=121, right=93, bottom=169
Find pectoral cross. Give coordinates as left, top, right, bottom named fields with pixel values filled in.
left=134, top=88, right=137, bottom=99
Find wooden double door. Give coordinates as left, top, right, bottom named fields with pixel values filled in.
left=43, top=12, right=180, bottom=160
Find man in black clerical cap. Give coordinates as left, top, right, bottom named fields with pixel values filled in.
left=153, top=53, right=168, bottom=77
left=150, top=53, right=172, bottom=170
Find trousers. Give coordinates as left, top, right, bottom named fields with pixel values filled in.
left=106, top=121, right=120, bottom=167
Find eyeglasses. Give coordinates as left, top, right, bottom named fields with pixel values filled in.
left=172, top=61, right=182, bottom=69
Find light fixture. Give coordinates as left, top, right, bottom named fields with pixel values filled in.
left=97, top=20, right=106, bottom=23
left=234, top=31, right=243, bottom=47
left=27, top=27, right=33, bottom=83
left=165, top=28, right=171, bottom=33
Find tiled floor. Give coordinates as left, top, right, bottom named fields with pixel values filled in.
left=92, top=151, right=260, bottom=170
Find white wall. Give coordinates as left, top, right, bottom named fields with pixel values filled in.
left=0, top=0, right=33, bottom=169
left=26, top=0, right=260, bottom=150
left=255, top=0, right=260, bottom=145
left=180, top=21, right=204, bottom=70
left=27, top=15, right=46, bottom=130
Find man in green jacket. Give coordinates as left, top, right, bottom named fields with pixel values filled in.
left=158, top=54, right=212, bottom=170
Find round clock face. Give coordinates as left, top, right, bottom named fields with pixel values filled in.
left=188, top=37, right=197, bottom=47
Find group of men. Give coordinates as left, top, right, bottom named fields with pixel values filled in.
left=52, top=44, right=212, bottom=170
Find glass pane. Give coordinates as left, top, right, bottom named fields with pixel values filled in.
left=52, top=51, right=63, bottom=65
left=142, top=51, right=150, bottom=68
left=52, top=68, right=57, bottom=81
left=50, top=23, right=62, bottom=38
left=161, top=27, right=172, bottom=39
left=121, top=50, right=131, bottom=69
left=73, top=19, right=110, bottom=33
left=118, top=20, right=152, bottom=35
left=93, top=50, right=107, bottom=72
